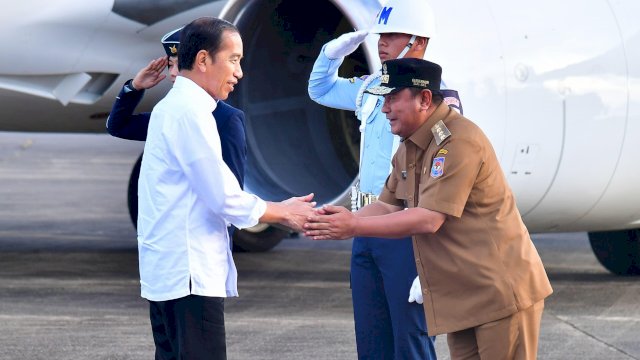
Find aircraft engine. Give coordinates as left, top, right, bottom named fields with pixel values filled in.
left=219, top=0, right=381, bottom=251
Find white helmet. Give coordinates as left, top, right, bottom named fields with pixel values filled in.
left=370, top=0, right=436, bottom=39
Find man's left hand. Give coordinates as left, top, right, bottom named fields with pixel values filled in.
left=304, top=205, right=356, bottom=240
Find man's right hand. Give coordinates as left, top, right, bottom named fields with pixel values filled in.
left=131, top=56, right=168, bottom=90
left=279, top=193, right=316, bottom=232
left=324, top=30, right=369, bottom=60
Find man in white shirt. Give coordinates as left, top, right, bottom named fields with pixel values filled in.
left=137, top=17, right=315, bottom=360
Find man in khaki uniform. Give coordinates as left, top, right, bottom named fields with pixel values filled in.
left=304, top=58, right=553, bottom=359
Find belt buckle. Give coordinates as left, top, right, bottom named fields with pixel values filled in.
left=359, top=192, right=377, bottom=209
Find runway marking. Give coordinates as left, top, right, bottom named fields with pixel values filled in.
left=551, top=312, right=639, bottom=359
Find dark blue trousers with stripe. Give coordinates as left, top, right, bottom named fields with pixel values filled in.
left=351, top=236, right=437, bottom=359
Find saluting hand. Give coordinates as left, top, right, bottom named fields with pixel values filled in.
left=324, top=30, right=369, bottom=60
left=304, top=205, right=356, bottom=240
left=131, top=56, right=168, bottom=90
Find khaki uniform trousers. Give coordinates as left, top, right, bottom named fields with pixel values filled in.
left=446, top=300, right=545, bottom=360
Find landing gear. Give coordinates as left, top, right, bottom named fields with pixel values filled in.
left=588, top=229, right=640, bottom=275
left=126, top=154, right=287, bottom=252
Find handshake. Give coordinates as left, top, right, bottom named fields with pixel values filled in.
left=273, top=195, right=424, bottom=304
left=269, top=193, right=358, bottom=240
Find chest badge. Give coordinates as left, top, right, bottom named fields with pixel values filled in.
left=430, top=157, right=445, bottom=178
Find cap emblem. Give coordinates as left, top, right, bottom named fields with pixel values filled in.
left=411, top=78, right=429, bottom=87
left=169, top=45, right=178, bottom=55
left=381, top=63, right=390, bottom=84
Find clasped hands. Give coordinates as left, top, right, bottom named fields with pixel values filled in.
left=276, top=196, right=353, bottom=239
left=304, top=205, right=356, bottom=240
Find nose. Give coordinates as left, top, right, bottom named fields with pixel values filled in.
left=381, top=97, right=390, bottom=113
left=170, top=63, right=179, bottom=78
left=235, top=63, right=243, bottom=80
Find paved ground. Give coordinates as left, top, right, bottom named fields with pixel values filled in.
left=0, top=132, right=639, bottom=360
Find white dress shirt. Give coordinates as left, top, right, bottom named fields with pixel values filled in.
left=137, top=76, right=266, bottom=302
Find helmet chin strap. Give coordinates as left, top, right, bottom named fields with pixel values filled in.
left=396, top=35, right=417, bottom=59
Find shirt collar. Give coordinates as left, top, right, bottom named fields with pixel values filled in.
left=173, top=75, right=218, bottom=113
left=406, top=102, right=452, bottom=150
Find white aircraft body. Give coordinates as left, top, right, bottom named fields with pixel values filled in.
left=1, top=0, right=639, bottom=274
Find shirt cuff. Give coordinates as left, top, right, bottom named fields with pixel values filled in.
left=123, top=79, right=140, bottom=93
left=236, top=197, right=267, bottom=230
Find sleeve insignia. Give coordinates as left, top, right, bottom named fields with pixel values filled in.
left=437, top=149, right=448, bottom=155
left=430, top=157, right=445, bottom=178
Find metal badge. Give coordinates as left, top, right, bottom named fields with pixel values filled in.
left=431, top=120, right=451, bottom=146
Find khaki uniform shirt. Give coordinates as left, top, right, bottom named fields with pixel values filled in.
left=379, top=102, right=553, bottom=336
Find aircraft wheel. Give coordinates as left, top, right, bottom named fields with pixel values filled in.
left=588, top=229, right=640, bottom=275
left=127, top=153, right=143, bottom=228
left=233, top=225, right=289, bottom=252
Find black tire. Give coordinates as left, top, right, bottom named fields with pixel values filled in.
left=232, top=226, right=289, bottom=252
left=588, top=229, right=640, bottom=275
left=127, top=153, right=143, bottom=228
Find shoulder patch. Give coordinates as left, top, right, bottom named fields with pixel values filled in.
left=431, top=120, right=451, bottom=146
left=431, top=157, right=445, bottom=178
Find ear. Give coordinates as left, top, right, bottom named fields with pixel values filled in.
left=420, top=90, right=433, bottom=110
left=413, top=36, right=428, bottom=52
left=195, top=50, right=209, bottom=72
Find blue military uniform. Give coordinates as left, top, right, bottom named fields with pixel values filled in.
left=309, top=44, right=437, bottom=359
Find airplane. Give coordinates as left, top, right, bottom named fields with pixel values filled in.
left=1, top=0, right=639, bottom=275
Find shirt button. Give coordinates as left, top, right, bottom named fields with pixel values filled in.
left=408, top=195, right=413, bottom=201
left=409, top=163, right=415, bottom=169
left=423, top=288, right=429, bottom=295
left=415, top=258, right=421, bottom=264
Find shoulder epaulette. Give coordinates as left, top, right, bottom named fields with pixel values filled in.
left=431, top=120, right=451, bottom=145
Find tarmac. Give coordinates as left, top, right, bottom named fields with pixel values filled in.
left=0, top=132, right=639, bottom=360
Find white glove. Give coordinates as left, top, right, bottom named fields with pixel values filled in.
left=324, top=30, right=369, bottom=60
left=408, top=276, right=423, bottom=304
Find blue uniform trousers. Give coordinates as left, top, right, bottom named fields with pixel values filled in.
left=351, top=236, right=437, bottom=359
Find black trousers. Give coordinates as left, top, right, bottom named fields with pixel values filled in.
left=149, top=295, right=226, bottom=360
